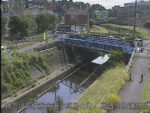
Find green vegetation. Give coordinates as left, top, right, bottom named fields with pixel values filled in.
left=95, top=17, right=115, bottom=24
left=137, top=79, right=150, bottom=113
left=139, top=28, right=150, bottom=40
left=36, top=13, right=59, bottom=33
left=101, top=24, right=137, bottom=35
left=101, top=24, right=150, bottom=40
left=149, top=58, right=150, bottom=70
left=8, top=43, right=34, bottom=50
left=4, top=13, right=59, bottom=42
left=25, top=16, right=38, bottom=36
left=1, top=51, right=50, bottom=99
left=64, top=50, right=128, bottom=113
left=90, top=25, right=108, bottom=34
left=89, top=4, right=105, bottom=19
left=89, top=19, right=95, bottom=28
left=9, top=16, right=29, bottom=41
left=109, top=50, right=125, bottom=65
left=64, top=64, right=129, bottom=113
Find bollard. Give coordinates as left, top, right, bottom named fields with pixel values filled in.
left=129, top=73, right=132, bottom=81
left=139, top=74, right=143, bottom=83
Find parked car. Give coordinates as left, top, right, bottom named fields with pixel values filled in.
left=135, top=38, right=143, bottom=46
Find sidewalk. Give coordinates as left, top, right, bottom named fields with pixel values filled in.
left=109, top=41, right=150, bottom=113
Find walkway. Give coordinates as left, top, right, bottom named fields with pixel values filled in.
left=109, top=40, right=150, bottom=113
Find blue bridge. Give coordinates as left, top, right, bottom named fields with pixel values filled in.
left=60, top=36, right=134, bottom=54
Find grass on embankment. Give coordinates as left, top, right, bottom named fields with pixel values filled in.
left=101, top=24, right=150, bottom=40
left=64, top=64, right=129, bottom=113
left=137, top=79, right=150, bottom=113
left=2, top=42, right=34, bottom=51
left=90, top=25, right=109, bottom=34
left=10, top=43, right=34, bottom=50
left=1, top=51, right=50, bottom=99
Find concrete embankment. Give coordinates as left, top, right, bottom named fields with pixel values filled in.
left=2, top=62, right=79, bottom=109
left=1, top=45, right=75, bottom=109
left=17, top=62, right=88, bottom=113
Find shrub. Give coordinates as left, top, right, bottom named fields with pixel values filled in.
left=109, top=50, right=125, bottom=66
left=104, top=93, right=121, bottom=107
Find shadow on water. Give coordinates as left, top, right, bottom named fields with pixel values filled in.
left=2, top=62, right=101, bottom=113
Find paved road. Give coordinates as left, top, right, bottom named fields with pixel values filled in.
left=109, top=40, right=150, bottom=113
left=15, top=36, right=61, bottom=52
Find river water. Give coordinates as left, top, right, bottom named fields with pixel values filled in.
left=2, top=62, right=100, bottom=113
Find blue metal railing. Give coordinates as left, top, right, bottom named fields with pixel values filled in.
left=60, top=36, right=134, bottom=54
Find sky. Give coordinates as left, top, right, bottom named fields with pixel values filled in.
left=73, top=0, right=137, bottom=9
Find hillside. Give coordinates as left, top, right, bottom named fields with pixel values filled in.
left=101, top=24, right=150, bottom=40
left=90, top=25, right=109, bottom=34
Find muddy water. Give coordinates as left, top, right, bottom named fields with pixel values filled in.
left=2, top=62, right=100, bottom=113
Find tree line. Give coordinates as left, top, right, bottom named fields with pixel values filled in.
left=3, top=13, right=59, bottom=41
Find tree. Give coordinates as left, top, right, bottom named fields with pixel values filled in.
left=26, top=16, right=38, bottom=36
left=90, top=4, right=105, bottom=10
left=36, top=13, right=59, bottom=33
left=89, top=4, right=105, bottom=19
left=9, top=16, right=29, bottom=41
left=89, top=19, right=95, bottom=28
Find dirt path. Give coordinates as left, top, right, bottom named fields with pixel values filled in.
left=109, top=40, right=150, bottom=113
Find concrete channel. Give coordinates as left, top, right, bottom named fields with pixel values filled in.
left=2, top=42, right=132, bottom=113
left=2, top=60, right=101, bottom=113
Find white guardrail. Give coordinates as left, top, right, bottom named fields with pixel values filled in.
left=126, top=47, right=136, bottom=72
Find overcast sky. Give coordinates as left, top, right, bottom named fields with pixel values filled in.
left=73, top=0, right=137, bottom=9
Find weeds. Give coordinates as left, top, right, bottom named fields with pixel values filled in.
left=64, top=64, right=129, bottom=113
left=137, top=79, right=150, bottom=113
left=1, top=51, right=50, bottom=99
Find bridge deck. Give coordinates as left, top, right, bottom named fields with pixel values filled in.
left=60, top=36, right=134, bottom=54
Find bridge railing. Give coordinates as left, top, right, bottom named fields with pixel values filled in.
left=84, top=37, right=130, bottom=46
left=87, top=32, right=125, bottom=37
left=60, top=37, right=134, bottom=54
left=66, top=36, right=130, bottom=47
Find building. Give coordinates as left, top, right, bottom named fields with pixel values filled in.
left=1, top=1, right=9, bottom=14
left=116, top=0, right=150, bottom=25
left=99, top=10, right=108, bottom=18
left=119, top=0, right=150, bottom=17
left=93, top=9, right=108, bottom=18
left=64, top=9, right=88, bottom=33
left=1, top=0, right=55, bottom=17
left=27, top=0, right=47, bottom=15
left=1, top=0, right=26, bottom=17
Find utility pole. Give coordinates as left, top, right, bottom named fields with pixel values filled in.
left=133, top=0, right=137, bottom=40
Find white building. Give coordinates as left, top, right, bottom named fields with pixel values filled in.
left=71, top=25, right=88, bottom=33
